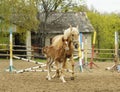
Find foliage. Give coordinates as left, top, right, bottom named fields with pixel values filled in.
left=0, top=32, right=9, bottom=49
left=87, top=12, right=120, bottom=49
left=87, top=11, right=120, bottom=58
left=0, top=32, right=9, bottom=44
left=0, top=0, right=39, bottom=32
left=0, top=0, right=40, bottom=44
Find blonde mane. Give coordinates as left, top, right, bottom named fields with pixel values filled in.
left=63, top=25, right=79, bottom=42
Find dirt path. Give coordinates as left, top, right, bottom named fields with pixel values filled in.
left=0, top=60, right=120, bottom=92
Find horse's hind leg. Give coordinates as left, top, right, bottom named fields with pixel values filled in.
left=52, top=61, right=60, bottom=78
left=70, top=56, right=75, bottom=80
left=46, top=58, right=52, bottom=80
left=59, top=63, right=66, bottom=83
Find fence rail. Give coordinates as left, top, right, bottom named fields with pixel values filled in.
left=0, top=44, right=117, bottom=61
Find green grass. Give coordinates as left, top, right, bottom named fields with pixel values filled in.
left=0, top=58, right=47, bottom=63
left=0, top=58, right=9, bottom=60
left=34, top=58, right=46, bottom=62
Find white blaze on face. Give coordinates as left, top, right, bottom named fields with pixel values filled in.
left=65, top=41, right=69, bottom=50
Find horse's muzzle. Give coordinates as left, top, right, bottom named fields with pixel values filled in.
left=74, top=44, right=79, bottom=49
left=73, top=40, right=79, bottom=49
left=65, top=47, right=69, bottom=50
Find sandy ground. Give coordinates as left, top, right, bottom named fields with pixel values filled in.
left=0, top=59, right=120, bottom=92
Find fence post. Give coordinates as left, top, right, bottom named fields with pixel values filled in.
left=114, top=31, right=119, bottom=65
left=26, top=31, right=32, bottom=60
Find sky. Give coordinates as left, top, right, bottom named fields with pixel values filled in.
left=85, top=0, right=120, bottom=13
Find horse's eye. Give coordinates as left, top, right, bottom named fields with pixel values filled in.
left=72, top=34, right=74, bottom=36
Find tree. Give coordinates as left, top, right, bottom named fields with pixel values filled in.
left=35, top=0, right=73, bottom=47
left=0, top=0, right=40, bottom=45
left=35, top=0, right=85, bottom=47
left=0, top=0, right=39, bottom=32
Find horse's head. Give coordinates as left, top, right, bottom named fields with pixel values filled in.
left=64, top=25, right=79, bottom=49
left=42, top=46, right=48, bottom=56
left=62, top=37, right=69, bottom=51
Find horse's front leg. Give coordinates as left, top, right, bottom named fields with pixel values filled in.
left=60, top=61, right=67, bottom=83
left=46, top=58, right=52, bottom=80
left=52, top=61, right=59, bottom=78
left=70, top=55, right=75, bottom=80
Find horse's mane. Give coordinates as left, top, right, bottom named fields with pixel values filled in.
left=63, top=26, right=79, bottom=40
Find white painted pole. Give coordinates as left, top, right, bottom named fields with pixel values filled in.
left=114, top=31, right=119, bottom=66
left=9, top=27, right=13, bottom=72
left=85, top=37, right=88, bottom=64
left=79, top=33, right=83, bottom=72
left=115, top=31, right=118, bottom=56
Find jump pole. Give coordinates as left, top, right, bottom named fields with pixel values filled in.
left=114, top=31, right=119, bottom=63
left=13, top=56, right=73, bottom=73
left=84, top=36, right=88, bottom=64
left=110, top=31, right=119, bottom=70
left=78, top=33, right=83, bottom=72
left=106, top=31, right=119, bottom=71
left=9, top=27, right=13, bottom=72
left=89, top=31, right=99, bottom=69
left=6, top=27, right=16, bottom=72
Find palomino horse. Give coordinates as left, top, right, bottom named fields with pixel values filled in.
left=42, top=37, right=69, bottom=82
left=51, top=25, right=80, bottom=80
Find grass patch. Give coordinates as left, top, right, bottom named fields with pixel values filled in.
left=0, top=58, right=9, bottom=60
left=34, top=58, right=46, bottom=62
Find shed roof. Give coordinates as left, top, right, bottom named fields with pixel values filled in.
left=39, top=12, right=94, bottom=33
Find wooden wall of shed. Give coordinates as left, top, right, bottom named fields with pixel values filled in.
left=45, top=34, right=60, bottom=46
left=83, top=33, right=92, bottom=58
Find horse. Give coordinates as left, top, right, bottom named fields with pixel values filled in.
left=51, top=25, right=80, bottom=80
left=42, top=37, right=69, bottom=82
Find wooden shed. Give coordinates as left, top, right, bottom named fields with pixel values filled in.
left=32, top=12, right=94, bottom=47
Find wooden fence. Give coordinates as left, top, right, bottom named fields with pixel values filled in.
left=0, top=44, right=117, bottom=61
left=93, top=48, right=115, bottom=60
left=0, top=44, right=39, bottom=59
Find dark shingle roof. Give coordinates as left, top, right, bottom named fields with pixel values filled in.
left=39, top=12, right=94, bottom=33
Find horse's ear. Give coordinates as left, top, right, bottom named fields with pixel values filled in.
left=69, top=25, right=72, bottom=32
left=76, top=25, right=79, bottom=29
left=69, top=24, right=72, bottom=27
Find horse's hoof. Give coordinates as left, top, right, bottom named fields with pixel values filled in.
left=47, top=78, right=51, bottom=80
left=46, top=77, right=48, bottom=80
left=71, top=77, right=74, bottom=80
left=46, top=76, right=51, bottom=80
left=63, top=81, right=66, bottom=83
